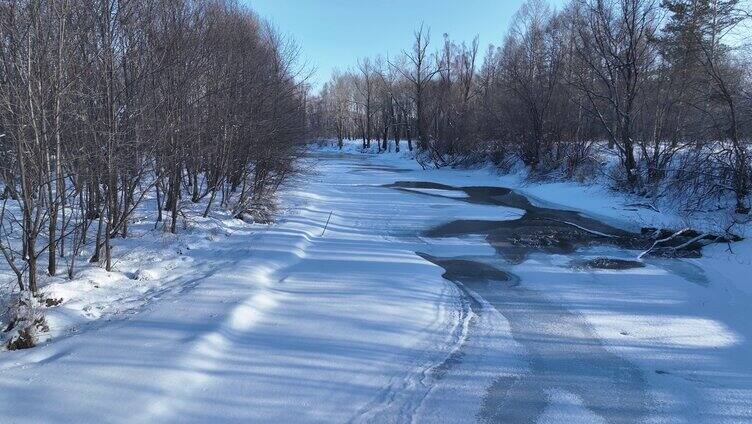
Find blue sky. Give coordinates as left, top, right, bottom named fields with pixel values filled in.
left=244, top=0, right=564, bottom=91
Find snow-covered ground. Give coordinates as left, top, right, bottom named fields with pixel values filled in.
left=0, top=140, right=750, bottom=423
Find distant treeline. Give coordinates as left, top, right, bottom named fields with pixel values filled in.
left=308, top=0, right=752, bottom=215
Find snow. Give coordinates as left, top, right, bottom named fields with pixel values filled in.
left=401, top=187, right=471, bottom=198
left=537, top=390, right=609, bottom=424
left=0, top=139, right=750, bottom=423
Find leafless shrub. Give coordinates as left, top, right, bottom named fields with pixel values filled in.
left=2, top=293, right=48, bottom=350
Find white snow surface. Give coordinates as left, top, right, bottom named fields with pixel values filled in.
left=401, top=187, right=471, bottom=198
left=0, top=140, right=750, bottom=423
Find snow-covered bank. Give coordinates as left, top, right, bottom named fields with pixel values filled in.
left=0, top=191, right=255, bottom=349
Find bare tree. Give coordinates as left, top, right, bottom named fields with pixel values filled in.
left=393, top=25, right=441, bottom=151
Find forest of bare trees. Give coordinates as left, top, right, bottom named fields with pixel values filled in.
left=309, top=0, right=752, bottom=215
left=0, top=0, right=307, bottom=309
